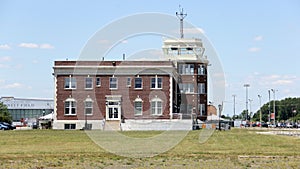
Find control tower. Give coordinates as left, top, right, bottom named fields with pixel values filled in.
left=162, top=8, right=208, bottom=121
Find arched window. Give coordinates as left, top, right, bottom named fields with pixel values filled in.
left=134, top=97, right=143, bottom=116
left=64, top=97, right=76, bottom=115
left=84, top=97, right=93, bottom=115
left=150, top=97, right=163, bottom=115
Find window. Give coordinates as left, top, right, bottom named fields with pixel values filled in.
left=151, top=98, right=162, bottom=115
left=85, top=101, right=93, bottom=115
left=96, top=77, right=101, bottom=87
left=179, top=83, right=194, bottom=93
left=64, top=99, right=76, bottom=115
left=134, top=101, right=142, bottom=115
left=64, top=124, right=76, bottom=130
left=151, top=76, right=162, bottom=89
left=199, top=104, right=206, bottom=116
left=85, top=77, right=93, bottom=89
left=178, top=64, right=194, bottom=75
left=109, top=77, right=118, bottom=89
left=126, top=77, right=131, bottom=87
left=198, top=65, right=206, bottom=75
left=134, top=77, right=142, bottom=89
left=64, top=77, right=76, bottom=89
left=198, top=83, right=206, bottom=94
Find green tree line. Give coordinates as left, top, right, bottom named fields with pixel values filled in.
left=251, top=97, right=300, bottom=122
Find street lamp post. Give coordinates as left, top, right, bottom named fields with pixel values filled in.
left=268, top=90, right=271, bottom=123
left=271, top=89, right=277, bottom=125
left=249, top=99, right=253, bottom=122
left=244, top=84, right=250, bottom=121
left=258, top=95, right=262, bottom=128
left=218, top=103, right=223, bottom=131
left=232, top=95, right=236, bottom=120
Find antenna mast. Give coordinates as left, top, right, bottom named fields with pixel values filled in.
left=176, top=5, right=187, bottom=39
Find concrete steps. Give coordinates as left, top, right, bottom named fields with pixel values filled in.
left=104, top=120, right=120, bottom=131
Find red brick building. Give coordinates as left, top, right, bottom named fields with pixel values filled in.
left=53, top=38, right=208, bottom=130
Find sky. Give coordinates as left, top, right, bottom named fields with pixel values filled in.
left=0, top=0, right=300, bottom=117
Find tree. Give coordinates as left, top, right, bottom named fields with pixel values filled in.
left=0, top=102, right=12, bottom=123
left=252, top=97, right=300, bottom=122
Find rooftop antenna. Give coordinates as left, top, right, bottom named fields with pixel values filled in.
left=176, top=5, right=187, bottom=39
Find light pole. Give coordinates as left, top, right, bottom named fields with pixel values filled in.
left=268, top=90, right=271, bottom=123
left=249, top=99, right=253, bottom=122
left=218, top=103, right=223, bottom=131
left=244, top=84, right=250, bottom=121
left=232, top=94, right=236, bottom=120
left=271, top=89, right=276, bottom=125
left=258, top=95, right=262, bottom=128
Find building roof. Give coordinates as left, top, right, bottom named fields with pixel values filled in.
left=53, top=60, right=179, bottom=77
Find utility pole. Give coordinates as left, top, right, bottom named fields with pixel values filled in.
left=268, top=90, right=271, bottom=123
left=244, top=84, right=250, bottom=121
left=258, top=95, right=262, bottom=128
left=218, top=102, right=223, bottom=131
left=271, top=89, right=277, bottom=125
left=232, top=95, right=236, bottom=120
left=249, top=99, right=253, bottom=122
left=176, top=6, right=187, bottom=39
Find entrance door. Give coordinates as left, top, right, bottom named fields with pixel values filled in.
left=106, top=101, right=121, bottom=120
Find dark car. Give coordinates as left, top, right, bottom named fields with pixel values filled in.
left=0, top=122, right=16, bottom=130
left=261, top=123, right=268, bottom=128
left=0, top=123, right=9, bottom=130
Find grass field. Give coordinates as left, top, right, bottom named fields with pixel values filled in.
left=0, top=128, right=299, bottom=168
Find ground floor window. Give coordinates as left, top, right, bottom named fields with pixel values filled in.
left=134, top=101, right=142, bottom=115
left=64, top=124, right=76, bottom=129
left=151, top=98, right=162, bottom=115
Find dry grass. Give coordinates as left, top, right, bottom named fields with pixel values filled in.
left=0, top=129, right=299, bottom=168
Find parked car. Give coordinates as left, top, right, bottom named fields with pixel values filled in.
left=0, top=123, right=9, bottom=130
left=286, top=123, right=293, bottom=128
left=0, top=122, right=16, bottom=130
left=261, top=123, right=268, bottom=128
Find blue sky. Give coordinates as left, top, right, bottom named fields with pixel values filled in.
left=0, top=0, right=300, bottom=116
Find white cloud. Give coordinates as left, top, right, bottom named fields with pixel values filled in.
left=0, top=64, right=9, bottom=68
left=0, top=44, right=11, bottom=50
left=40, top=43, right=54, bottom=49
left=19, top=43, right=39, bottom=48
left=248, top=47, right=261, bottom=52
left=247, top=73, right=297, bottom=87
left=3, top=82, right=23, bottom=89
left=18, top=43, right=54, bottom=49
left=0, top=56, right=12, bottom=62
left=254, top=36, right=263, bottom=41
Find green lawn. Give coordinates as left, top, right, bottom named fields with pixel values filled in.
left=0, top=129, right=299, bottom=168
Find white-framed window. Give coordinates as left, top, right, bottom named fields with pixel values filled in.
left=64, top=76, right=76, bottom=89
left=96, top=77, right=101, bottom=87
left=64, top=98, right=76, bottom=115
left=151, top=76, right=162, bottom=89
left=198, top=83, right=206, bottom=94
left=85, top=77, right=93, bottom=89
left=134, top=98, right=143, bottom=116
left=84, top=100, right=93, bottom=115
left=198, top=65, right=206, bottom=75
left=179, top=83, right=194, bottom=93
left=151, top=98, right=162, bottom=115
left=199, top=104, right=206, bottom=116
left=109, top=77, right=118, bottom=89
left=134, top=77, right=142, bottom=89
left=126, top=77, right=131, bottom=87
left=178, top=64, right=194, bottom=75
